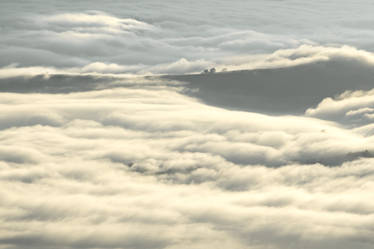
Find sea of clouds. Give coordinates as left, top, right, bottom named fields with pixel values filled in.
left=1, top=75, right=374, bottom=249
left=1, top=1, right=374, bottom=249
left=2, top=0, right=374, bottom=74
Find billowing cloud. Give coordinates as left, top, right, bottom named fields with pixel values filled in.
left=1, top=1, right=374, bottom=249
left=307, top=89, right=374, bottom=129
left=0, top=75, right=374, bottom=249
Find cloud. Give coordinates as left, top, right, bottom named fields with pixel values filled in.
left=143, top=58, right=213, bottom=75
left=215, top=44, right=374, bottom=72
left=2, top=2, right=374, bottom=249
left=80, top=62, right=141, bottom=74
left=0, top=0, right=373, bottom=74
left=306, top=89, right=374, bottom=128
left=3, top=45, right=374, bottom=77
left=1, top=77, right=374, bottom=249
left=43, top=12, right=154, bottom=32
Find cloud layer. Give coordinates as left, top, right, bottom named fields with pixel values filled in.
left=2, top=0, right=374, bottom=74
left=1, top=78, right=374, bottom=249
left=2, top=1, right=374, bottom=249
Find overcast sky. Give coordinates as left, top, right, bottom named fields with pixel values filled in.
left=1, top=1, right=374, bottom=249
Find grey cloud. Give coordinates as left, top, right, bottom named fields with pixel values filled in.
left=169, top=56, right=374, bottom=114
left=3, top=53, right=374, bottom=115
left=3, top=1, right=374, bottom=74
left=0, top=74, right=181, bottom=94
left=0, top=147, right=44, bottom=164
left=0, top=233, right=168, bottom=249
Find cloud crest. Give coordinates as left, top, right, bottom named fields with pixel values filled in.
left=3, top=45, right=374, bottom=76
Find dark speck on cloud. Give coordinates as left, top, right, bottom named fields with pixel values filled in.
left=1, top=1, right=374, bottom=249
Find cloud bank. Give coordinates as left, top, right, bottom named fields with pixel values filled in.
left=1, top=79, right=374, bottom=249
left=2, top=0, right=374, bottom=74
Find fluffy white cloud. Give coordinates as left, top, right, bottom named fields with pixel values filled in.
left=0, top=78, right=374, bottom=249
left=1, top=1, right=374, bottom=248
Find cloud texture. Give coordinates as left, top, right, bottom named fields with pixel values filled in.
left=1, top=77, right=374, bottom=249
left=2, top=0, right=374, bottom=74
left=1, top=1, right=374, bottom=249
